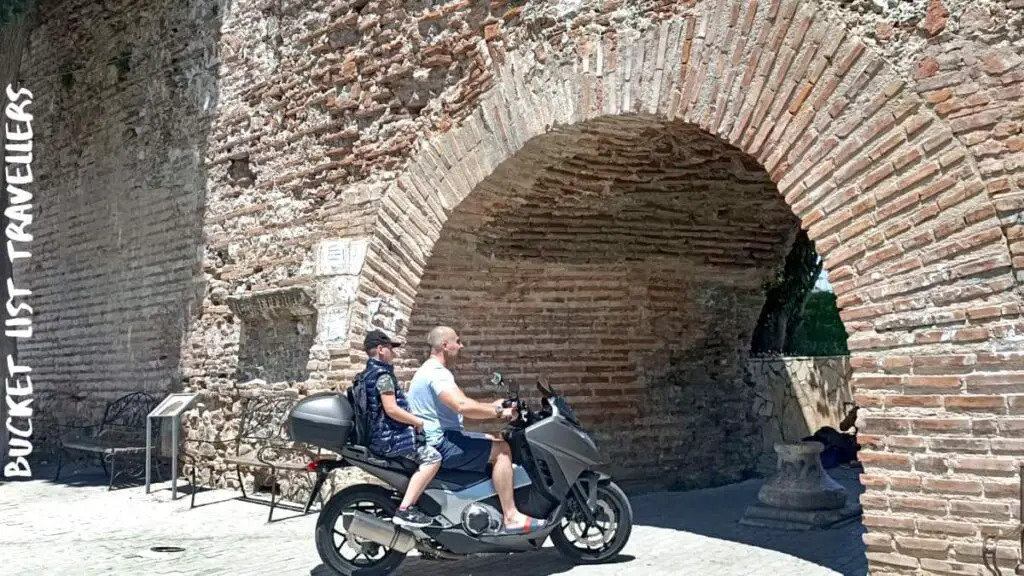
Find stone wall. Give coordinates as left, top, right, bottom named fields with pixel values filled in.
left=749, top=355, right=855, bottom=473
left=9, top=0, right=221, bottom=427
left=15, top=0, right=1024, bottom=574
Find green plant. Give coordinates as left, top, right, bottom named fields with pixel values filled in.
left=786, top=291, right=850, bottom=356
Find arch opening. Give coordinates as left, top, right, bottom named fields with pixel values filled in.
left=401, top=115, right=814, bottom=488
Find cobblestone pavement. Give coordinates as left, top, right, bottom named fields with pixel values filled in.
left=0, top=465, right=867, bottom=576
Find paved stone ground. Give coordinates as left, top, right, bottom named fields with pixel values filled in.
left=0, top=464, right=867, bottom=576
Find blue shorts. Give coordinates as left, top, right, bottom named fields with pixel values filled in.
left=434, top=430, right=493, bottom=473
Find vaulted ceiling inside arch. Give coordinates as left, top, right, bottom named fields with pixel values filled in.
left=437, top=116, right=802, bottom=286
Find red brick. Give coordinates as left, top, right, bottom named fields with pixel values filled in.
left=917, top=519, right=978, bottom=536
left=903, top=375, right=962, bottom=392
left=997, top=419, right=1024, bottom=437
left=924, top=88, right=951, bottom=103
left=889, top=475, right=923, bottom=491
left=856, top=437, right=884, bottom=453
left=891, top=496, right=948, bottom=513
left=862, top=162, right=895, bottom=190
left=860, top=450, right=913, bottom=471
left=966, top=372, right=1024, bottom=394
left=863, top=514, right=917, bottom=531
left=949, top=499, right=1012, bottom=520
left=860, top=474, right=890, bottom=489
left=913, top=454, right=950, bottom=474
left=863, top=532, right=894, bottom=551
left=922, top=477, right=983, bottom=496
left=927, top=437, right=989, bottom=453
left=983, top=481, right=1019, bottom=498
left=954, top=456, right=1018, bottom=475
left=973, top=419, right=998, bottom=436
left=887, top=395, right=942, bottom=408
left=866, top=552, right=919, bottom=569
left=953, top=327, right=989, bottom=342
left=888, top=436, right=929, bottom=451
left=854, top=393, right=885, bottom=408
left=943, top=395, right=1006, bottom=412
left=894, top=535, right=949, bottom=553
left=1007, top=395, right=1024, bottom=414
left=910, top=354, right=977, bottom=375
left=861, top=417, right=912, bottom=434
left=854, top=375, right=903, bottom=390
left=915, top=56, right=940, bottom=79
left=921, top=414, right=974, bottom=432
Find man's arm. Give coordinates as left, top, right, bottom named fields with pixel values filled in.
left=438, top=384, right=505, bottom=420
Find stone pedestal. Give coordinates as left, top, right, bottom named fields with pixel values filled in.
left=739, top=441, right=862, bottom=531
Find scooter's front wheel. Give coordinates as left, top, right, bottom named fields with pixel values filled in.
left=315, top=484, right=407, bottom=576
left=550, top=480, right=633, bottom=564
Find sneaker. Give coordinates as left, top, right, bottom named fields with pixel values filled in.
left=393, top=506, right=434, bottom=528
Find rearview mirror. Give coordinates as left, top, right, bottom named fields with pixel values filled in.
left=490, top=372, right=504, bottom=388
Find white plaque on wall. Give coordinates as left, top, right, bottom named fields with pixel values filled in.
left=320, top=307, right=352, bottom=345
left=316, top=238, right=369, bottom=277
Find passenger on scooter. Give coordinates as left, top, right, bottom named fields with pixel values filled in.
left=406, top=325, right=548, bottom=535
left=361, top=329, right=443, bottom=529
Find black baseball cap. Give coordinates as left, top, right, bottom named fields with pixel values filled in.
left=364, top=329, right=402, bottom=351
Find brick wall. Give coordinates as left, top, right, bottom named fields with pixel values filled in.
left=18, top=0, right=1024, bottom=573
left=11, top=0, right=220, bottom=423
left=353, top=2, right=1024, bottom=574
left=395, top=116, right=798, bottom=487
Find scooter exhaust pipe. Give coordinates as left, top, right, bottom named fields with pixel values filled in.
left=342, top=510, right=418, bottom=554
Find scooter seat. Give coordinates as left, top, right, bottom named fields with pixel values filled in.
left=429, top=468, right=491, bottom=491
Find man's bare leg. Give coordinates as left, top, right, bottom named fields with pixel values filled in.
left=488, top=440, right=543, bottom=530
left=489, top=441, right=520, bottom=522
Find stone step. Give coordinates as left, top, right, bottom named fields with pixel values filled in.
left=740, top=502, right=863, bottom=532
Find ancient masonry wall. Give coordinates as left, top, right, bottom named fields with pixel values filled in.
left=748, top=355, right=855, bottom=473
left=12, top=0, right=219, bottom=424
left=16, top=0, right=1024, bottom=574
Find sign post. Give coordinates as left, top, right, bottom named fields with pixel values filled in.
left=146, top=392, right=198, bottom=500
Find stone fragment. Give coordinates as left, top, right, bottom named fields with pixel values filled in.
left=875, top=21, right=894, bottom=42
left=921, top=0, right=948, bottom=36
left=915, top=56, right=940, bottom=80
left=981, top=48, right=1022, bottom=76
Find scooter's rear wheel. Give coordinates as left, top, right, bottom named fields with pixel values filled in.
left=315, top=484, right=407, bottom=576
left=550, top=480, right=633, bottom=564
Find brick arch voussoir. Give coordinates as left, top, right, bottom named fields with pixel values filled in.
left=358, top=0, right=1019, bottom=354
left=349, top=48, right=582, bottom=346
left=350, top=5, right=1024, bottom=575
left=577, top=0, right=1020, bottom=348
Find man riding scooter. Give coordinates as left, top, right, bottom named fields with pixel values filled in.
left=406, top=325, right=547, bottom=534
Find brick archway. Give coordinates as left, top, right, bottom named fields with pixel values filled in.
left=354, top=2, right=1021, bottom=573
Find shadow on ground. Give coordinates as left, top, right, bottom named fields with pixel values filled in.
left=5, top=462, right=866, bottom=576
left=306, top=466, right=866, bottom=576
left=311, top=553, right=637, bottom=576
left=634, top=466, right=867, bottom=576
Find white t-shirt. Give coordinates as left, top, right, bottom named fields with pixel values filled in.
left=406, top=357, right=463, bottom=446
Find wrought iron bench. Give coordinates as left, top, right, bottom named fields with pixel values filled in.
left=184, top=393, right=333, bottom=522
left=53, top=391, right=163, bottom=490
